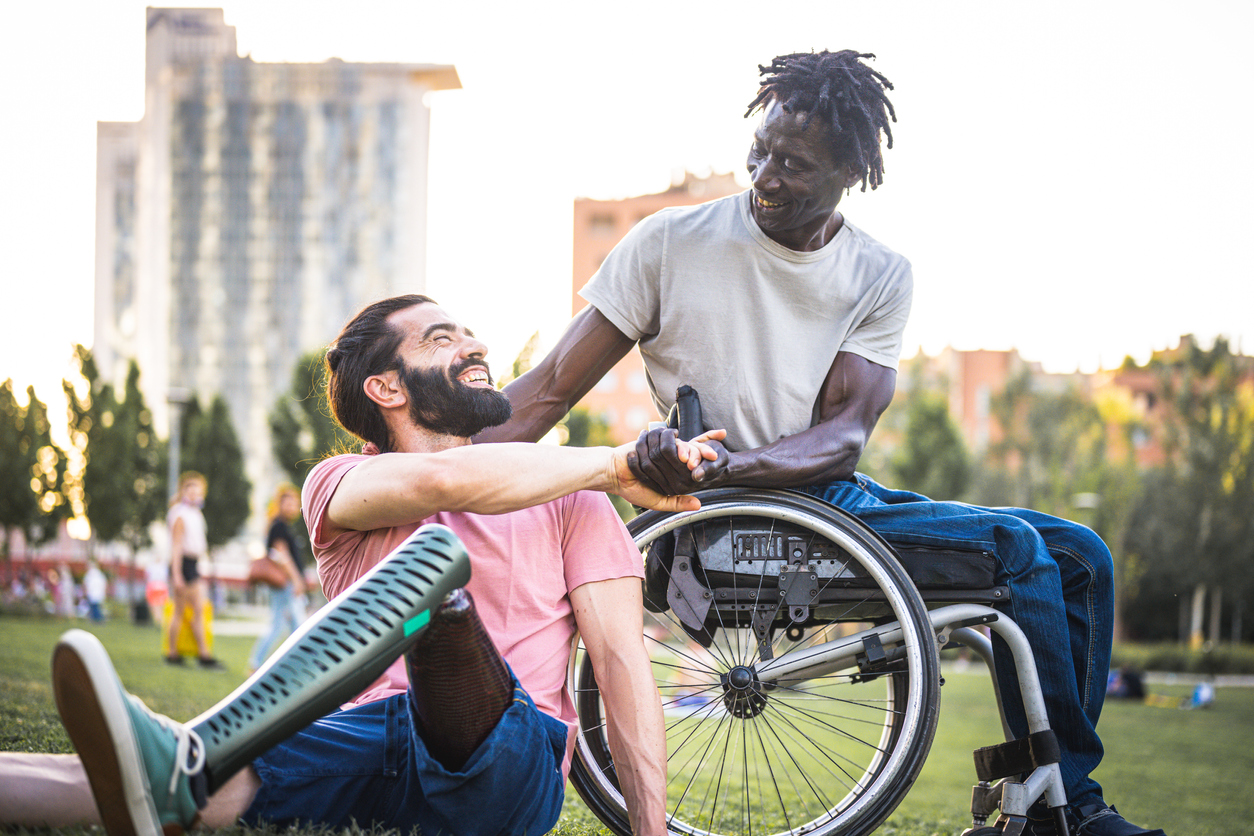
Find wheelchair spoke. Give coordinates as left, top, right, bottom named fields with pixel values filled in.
left=572, top=490, right=941, bottom=836
left=757, top=699, right=873, bottom=797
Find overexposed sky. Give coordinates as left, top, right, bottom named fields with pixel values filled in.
left=2, top=0, right=1252, bottom=416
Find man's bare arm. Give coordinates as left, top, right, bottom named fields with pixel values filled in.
left=325, top=437, right=721, bottom=536
left=571, top=577, right=666, bottom=836
left=476, top=307, right=636, bottom=444
left=631, top=351, right=897, bottom=492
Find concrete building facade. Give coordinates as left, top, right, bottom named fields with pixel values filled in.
left=95, top=8, right=458, bottom=532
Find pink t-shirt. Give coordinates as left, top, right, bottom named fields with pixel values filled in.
left=303, top=451, right=643, bottom=752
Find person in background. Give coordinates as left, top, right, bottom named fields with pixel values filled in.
left=166, top=472, right=223, bottom=670
left=82, top=560, right=107, bottom=623
left=248, top=484, right=309, bottom=671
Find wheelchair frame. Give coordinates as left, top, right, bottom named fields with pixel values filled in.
left=568, top=488, right=1069, bottom=836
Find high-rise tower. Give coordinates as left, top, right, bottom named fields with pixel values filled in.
left=95, top=8, right=458, bottom=528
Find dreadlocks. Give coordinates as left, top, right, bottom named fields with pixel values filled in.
left=745, top=50, right=896, bottom=192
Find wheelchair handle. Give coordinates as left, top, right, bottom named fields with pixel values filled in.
left=667, top=385, right=703, bottom=442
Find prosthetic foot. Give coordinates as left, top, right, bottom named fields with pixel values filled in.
left=192, top=523, right=470, bottom=790
left=406, top=588, right=513, bottom=771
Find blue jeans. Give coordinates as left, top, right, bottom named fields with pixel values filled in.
left=248, top=584, right=300, bottom=670
left=805, top=474, right=1113, bottom=808
left=243, top=679, right=567, bottom=836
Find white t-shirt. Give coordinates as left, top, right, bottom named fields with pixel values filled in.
left=167, top=502, right=208, bottom=557
left=581, top=191, right=913, bottom=452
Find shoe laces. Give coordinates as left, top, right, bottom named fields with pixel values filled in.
left=128, top=695, right=206, bottom=797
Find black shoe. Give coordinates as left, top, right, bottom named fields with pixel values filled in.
left=164, top=654, right=186, bottom=666
left=1070, top=802, right=1165, bottom=836
left=196, top=656, right=225, bottom=671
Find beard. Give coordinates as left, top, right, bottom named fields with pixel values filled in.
left=400, top=357, right=513, bottom=438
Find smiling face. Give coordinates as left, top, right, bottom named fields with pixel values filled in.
left=746, top=101, right=856, bottom=251
left=386, top=303, right=512, bottom=438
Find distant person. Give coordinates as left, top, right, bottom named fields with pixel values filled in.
left=82, top=560, right=107, bottom=623
left=1106, top=667, right=1145, bottom=700
left=166, top=471, right=223, bottom=669
left=144, top=558, right=169, bottom=618
left=485, top=49, right=1165, bottom=836
left=249, top=483, right=309, bottom=671
left=55, top=563, right=75, bottom=618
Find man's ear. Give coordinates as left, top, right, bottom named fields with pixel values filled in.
left=363, top=371, right=407, bottom=410
left=844, top=166, right=863, bottom=190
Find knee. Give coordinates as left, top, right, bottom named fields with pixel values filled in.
left=1065, top=523, right=1113, bottom=583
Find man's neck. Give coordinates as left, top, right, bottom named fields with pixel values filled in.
left=762, top=211, right=844, bottom=253
left=388, top=423, right=472, bottom=455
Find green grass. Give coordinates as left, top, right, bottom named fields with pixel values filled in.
left=2, top=614, right=1251, bottom=835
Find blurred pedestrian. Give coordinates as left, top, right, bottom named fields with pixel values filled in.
left=248, top=484, right=309, bottom=671
left=165, top=472, right=223, bottom=669
left=55, top=563, right=75, bottom=617
left=82, top=560, right=107, bottom=623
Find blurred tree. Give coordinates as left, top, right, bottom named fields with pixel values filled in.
left=973, top=375, right=1111, bottom=518
left=0, top=381, right=36, bottom=565
left=181, top=395, right=252, bottom=547
left=21, top=384, right=70, bottom=545
left=0, top=381, right=68, bottom=575
left=561, top=406, right=631, bottom=519
left=889, top=391, right=971, bottom=500
left=500, top=331, right=541, bottom=387
left=562, top=406, right=619, bottom=449
left=1124, top=339, right=1254, bottom=644
left=270, top=350, right=357, bottom=486
left=63, top=350, right=165, bottom=553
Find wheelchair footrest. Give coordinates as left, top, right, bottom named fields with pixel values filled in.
left=973, top=730, right=1061, bottom=782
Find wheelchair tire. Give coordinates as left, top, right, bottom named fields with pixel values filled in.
left=570, top=488, right=940, bottom=836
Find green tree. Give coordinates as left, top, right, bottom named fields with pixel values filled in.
left=0, top=381, right=37, bottom=564
left=0, top=381, right=68, bottom=574
left=889, top=391, right=971, bottom=500
left=562, top=406, right=619, bottom=449
left=973, top=375, right=1111, bottom=518
left=1124, top=339, right=1254, bottom=644
left=560, top=406, right=631, bottom=520
left=181, top=395, right=252, bottom=547
left=270, top=351, right=357, bottom=486
left=63, top=350, right=165, bottom=552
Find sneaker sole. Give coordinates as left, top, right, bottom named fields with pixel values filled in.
left=52, top=630, right=164, bottom=836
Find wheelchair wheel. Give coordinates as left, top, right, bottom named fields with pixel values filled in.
left=570, top=489, right=940, bottom=836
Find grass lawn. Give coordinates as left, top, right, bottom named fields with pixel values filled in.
left=2, top=614, right=1251, bottom=835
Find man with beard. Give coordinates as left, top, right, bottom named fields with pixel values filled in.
left=0, top=294, right=721, bottom=836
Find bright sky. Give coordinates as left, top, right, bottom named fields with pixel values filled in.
left=2, top=0, right=1252, bottom=417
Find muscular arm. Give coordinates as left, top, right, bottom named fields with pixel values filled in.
left=571, top=577, right=666, bottom=836
left=324, top=437, right=719, bottom=537
left=475, top=307, right=637, bottom=444
left=634, top=351, right=897, bottom=492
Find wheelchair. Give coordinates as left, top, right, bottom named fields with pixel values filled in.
left=567, top=392, right=1071, bottom=836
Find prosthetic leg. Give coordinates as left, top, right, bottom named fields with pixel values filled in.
left=53, top=524, right=470, bottom=836
left=406, top=588, right=513, bottom=771
left=192, top=523, right=473, bottom=789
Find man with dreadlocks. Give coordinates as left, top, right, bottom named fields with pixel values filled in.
left=482, top=50, right=1164, bottom=836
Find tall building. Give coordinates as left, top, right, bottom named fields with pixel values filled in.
left=95, top=8, right=458, bottom=530
left=571, top=171, right=741, bottom=442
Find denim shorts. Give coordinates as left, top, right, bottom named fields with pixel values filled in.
left=242, top=683, right=568, bottom=836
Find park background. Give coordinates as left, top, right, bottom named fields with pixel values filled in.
left=1, top=3, right=1253, bottom=833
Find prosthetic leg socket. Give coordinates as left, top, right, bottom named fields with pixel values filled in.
left=406, top=588, right=513, bottom=771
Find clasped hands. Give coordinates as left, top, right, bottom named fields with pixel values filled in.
left=627, top=426, right=730, bottom=498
